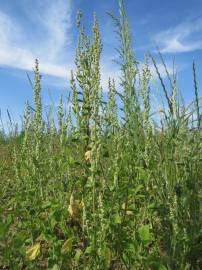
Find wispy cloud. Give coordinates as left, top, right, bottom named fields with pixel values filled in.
left=0, top=0, right=72, bottom=78
left=149, top=62, right=176, bottom=80
left=100, top=62, right=120, bottom=92
left=152, top=18, right=202, bottom=53
left=0, top=0, right=183, bottom=92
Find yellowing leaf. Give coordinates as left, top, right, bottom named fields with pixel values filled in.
left=68, top=203, right=78, bottom=218
left=126, top=210, right=133, bottom=216
left=68, top=194, right=80, bottom=219
left=39, top=212, right=48, bottom=220
left=79, top=199, right=85, bottom=209
left=85, top=151, right=92, bottom=162
left=6, top=207, right=13, bottom=212
left=49, top=264, right=60, bottom=270
left=26, top=243, right=40, bottom=261
left=61, top=238, right=72, bottom=254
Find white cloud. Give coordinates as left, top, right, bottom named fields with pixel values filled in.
left=100, top=63, right=120, bottom=92
left=100, top=60, right=176, bottom=93
left=0, top=0, right=72, bottom=78
left=0, top=0, right=182, bottom=92
left=149, top=62, right=175, bottom=80
left=152, top=18, right=202, bottom=53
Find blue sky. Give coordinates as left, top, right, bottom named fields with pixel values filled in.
left=0, top=0, right=202, bottom=128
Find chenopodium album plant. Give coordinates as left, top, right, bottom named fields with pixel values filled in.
left=0, top=0, right=201, bottom=269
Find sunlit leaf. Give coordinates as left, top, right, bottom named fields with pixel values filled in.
left=138, top=225, right=151, bottom=242
left=61, top=238, right=72, bottom=254
left=26, top=243, right=40, bottom=261
left=85, top=150, right=92, bottom=162
left=68, top=194, right=80, bottom=219
left=74, top=249, right=82, bottom=262
left=85, top=246, right=93, bottom=254
left=49, top=264, right=60, bottom=270
left=159, top=264, right=167, bottom=270
left=113, top=213, right=121, bottom=224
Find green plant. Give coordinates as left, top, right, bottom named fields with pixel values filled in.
left=0, top=1, right=201, bottom=269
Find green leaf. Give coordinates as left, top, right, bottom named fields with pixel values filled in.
left=158, top=264, right=167, bottom=270
left=138, top=225, right=151, bottom=242
left=113, top=213, right=121, bottom=224
left=133, top=184, right=144, bottom=195
left=85, top=246, right=93, bottom=254
left=74, top=249, right=82, bottom=262
left=13, top=233, right=26, bottom=248
left=49, top=264, right=60, bottom=270
left=53, top=209, right=62, bottom=222
left=0, top=223, right=7, bottom=240
left=50, top=218, right=57, bottom=229
left=6, top=214, right=12, bottom=226
left=103, top=247, right=111, bottom=267
left=42, top=201, right=51, bottom=210
left=61, top=238, right=72, bottom=255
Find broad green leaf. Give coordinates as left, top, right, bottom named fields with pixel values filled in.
left=85, top=246, right=93, bottom=254
left=50, top=218, right=57, bottom=229
left=138, top=225, right=151, bottom=242
left=61, top=238, right=72, bottom=254
left=13, top=233, right=26, bottom=248
left=113, top=214, right=121, bottom=224
left=159, top=264, right=167, bottom=270
left=74, top=249, right=82, bottom=262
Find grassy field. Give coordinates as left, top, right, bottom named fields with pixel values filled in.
left=0, top=1, right=201, bottom=269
